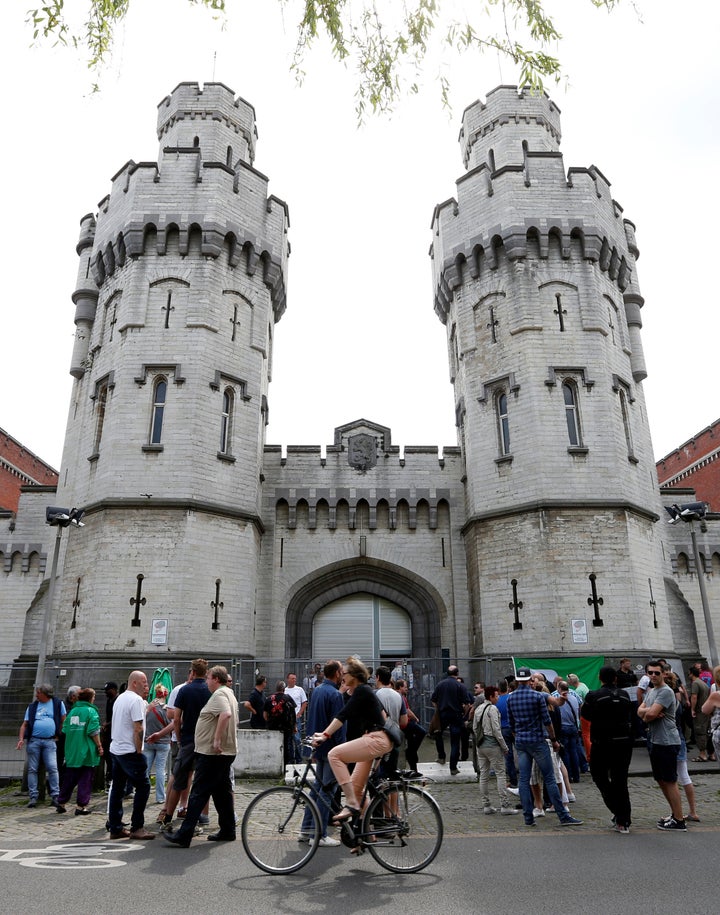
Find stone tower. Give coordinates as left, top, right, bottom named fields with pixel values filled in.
left=431, top=86, right=669, bottom=656
left=53, top=82, right=288, bottom=660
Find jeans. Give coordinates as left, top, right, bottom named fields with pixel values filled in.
left=501, top=726, right=518, bottom=786
left=26, top=738, right=60, bottom=801
left=403, top=720, right=427, bottom=772
left=301, top=755, right=336, bottom=838
left=173, top=753, right=236, bottom=841
left=291, top=729, right=302, bottom=764
left=435, top=719, right=463, bottom=770
left=108, top=751, right=151, bottom=832
left=144, top=742, right=171, bottom=803
left=516, top=739, right=570, bottom=823
left=560, top=727, right=581, bottom=782
left=589, top=739, right=633, bottom=827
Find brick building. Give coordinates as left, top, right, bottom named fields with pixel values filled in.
left=2, top=83, right=718, bottom=679
left=0, top=428, right=57, bottom=513
left=657, top=418, right=720, bottom=511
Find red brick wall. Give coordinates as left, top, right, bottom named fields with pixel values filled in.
left=656, top=419, right=720, bottom=511
left=0, top=430, right=58, bottom=513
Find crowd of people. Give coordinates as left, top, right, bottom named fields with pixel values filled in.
left=468, top=658, right=720, bottom=834
left=15, top=655, right=720, bottom=845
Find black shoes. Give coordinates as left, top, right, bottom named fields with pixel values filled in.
left=206, top=832, right=236, bottom=842
left=163, top=829, right=191, bottom=848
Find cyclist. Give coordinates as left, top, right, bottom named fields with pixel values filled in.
left=312, top=657, right=393, bottom=823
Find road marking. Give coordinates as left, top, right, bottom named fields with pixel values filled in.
left=0, top=842, right=142, bottom=869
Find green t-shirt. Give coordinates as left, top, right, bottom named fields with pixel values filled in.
left=62, top=701, right=101, bottom=767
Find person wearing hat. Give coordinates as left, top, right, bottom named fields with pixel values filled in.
left=507, top=667, right=583, bottom=827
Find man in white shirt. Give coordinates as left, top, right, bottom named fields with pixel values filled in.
left=285, top=672, right=308, bottom=763
left=108, top=670, right=154, bottom=840
left=375, top=666, right=408, bottom=777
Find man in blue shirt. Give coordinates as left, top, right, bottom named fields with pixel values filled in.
left=17, top=684, right=66, bottom=808
left=299, top=660, right=346, bottom=845
left=507, top=668, right=582, bottom=827
left=495, top=678, right=517, bottom=788
left=552, top=679, right=582, bottom=782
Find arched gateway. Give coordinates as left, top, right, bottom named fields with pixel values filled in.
left=284, top=558, right=444, bottom=659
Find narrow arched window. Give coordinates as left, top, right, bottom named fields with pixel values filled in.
left=93, top=383, right=108, bottom=453
left=562, top=381, right=581, bottom=446
left=220, top=387, right=234, bottom=454
left=496, top=391, right=510, bottom=456
left=619, top=388, right=634, bottom=459
left=226, top=145, right=233, bottom=167
left=150, top=378, right=167, bottom=445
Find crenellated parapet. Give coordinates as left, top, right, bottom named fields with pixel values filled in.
left=83, top=94, right=289, bottom=323
left=431, top=86, right=646, bottom=382
left=272, top=488, right=454, bottom=531
left=88, top=211, right=287, bottom=321
left=0, top=543, right=48, bottom=574
left=157, top=82, right=258, bottom=165
left=460, top=85, right=562, bottom=171
left=432, top=174, right=635, bottom=324
left=263, top=420, right=464, bottom=530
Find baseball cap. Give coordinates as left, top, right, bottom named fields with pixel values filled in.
left=104, top=681, right=118, bottom=690
left=515, top=667, right=533, bottom=681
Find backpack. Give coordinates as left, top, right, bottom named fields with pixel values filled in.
left=267, top=693, right=291, bottom=728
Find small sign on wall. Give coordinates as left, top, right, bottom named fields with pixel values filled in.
left=571, top=618, right=588, bottom=644
left=151, top=618, right=168, bottom=646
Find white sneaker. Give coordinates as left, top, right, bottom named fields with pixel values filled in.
left=532, top=807, right=545, bottom=818
left=506, top=787, right=520, bottom=796
left=500, top=807, right=520, bottom=815
left=318, top=836, right=341, bottom=847
left=482, top=806, right=497, bottom=815
left=297, top=834, right=312, bottom=843
left=567, top=793, right=576, bottom=803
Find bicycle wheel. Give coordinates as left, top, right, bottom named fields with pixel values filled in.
left=363, top=784, right=443, bottom=873
left=241, top=786, right=321, bottom=875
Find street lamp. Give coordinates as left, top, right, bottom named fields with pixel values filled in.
left=666, top=501, right=718, bottom=668
left=34, top=506, right=85, bottom=688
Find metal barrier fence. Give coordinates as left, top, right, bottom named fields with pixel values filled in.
left=0, top=656, right=515, bottom=780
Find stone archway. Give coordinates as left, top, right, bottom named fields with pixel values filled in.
left=284, top=557, right=444, bottom=658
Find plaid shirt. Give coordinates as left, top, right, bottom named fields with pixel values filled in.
left=507, top=683, right=551, bottom=743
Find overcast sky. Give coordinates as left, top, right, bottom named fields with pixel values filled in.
left=1, top=0, right=718, bottom=472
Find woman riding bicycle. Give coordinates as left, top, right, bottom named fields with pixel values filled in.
left=312, top=656, right=393, bottom=823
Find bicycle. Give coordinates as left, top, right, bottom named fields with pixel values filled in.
left=241, top=740, right=443, bottom=875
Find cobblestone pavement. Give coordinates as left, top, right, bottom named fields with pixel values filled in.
left=1, top=762, right=718, bottom=843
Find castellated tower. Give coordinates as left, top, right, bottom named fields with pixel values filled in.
left=54, top=82, right=288, bottom=660
left=431, top=86, right=669, bottom=657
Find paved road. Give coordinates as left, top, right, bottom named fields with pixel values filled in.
left=1, top=758, right=718, bottom=914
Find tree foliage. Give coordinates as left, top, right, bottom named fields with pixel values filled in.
left=27, top=0, right=620, bottom=115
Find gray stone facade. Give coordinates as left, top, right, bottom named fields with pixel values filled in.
left=2, top=83, right=718, bottom=673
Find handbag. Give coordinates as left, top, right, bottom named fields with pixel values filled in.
left=473, top=705, right=489, bottom=746
left=382, top=718, right=403, bottom=748
left=428, top=710, right=441, bottom=736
